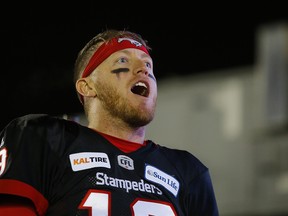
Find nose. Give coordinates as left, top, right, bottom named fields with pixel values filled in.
left=133, top=60, right=149, bottom=76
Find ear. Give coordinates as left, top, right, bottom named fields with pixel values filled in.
left=76, top=78, right=97, bottom=98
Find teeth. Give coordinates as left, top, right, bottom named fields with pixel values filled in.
left=135, top=82, right=147, bottom=88
left=131, top=81, right=149, bottom=97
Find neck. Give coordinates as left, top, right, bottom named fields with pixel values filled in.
left=88, top=115, right=146, bottom=144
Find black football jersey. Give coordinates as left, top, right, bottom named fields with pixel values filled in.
left=0, top=114, right=218, bottom=215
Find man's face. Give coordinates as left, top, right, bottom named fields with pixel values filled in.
left=91, top=48, right=157, bottom=127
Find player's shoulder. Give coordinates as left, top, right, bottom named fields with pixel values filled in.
left=154, top=143, right=208, bottom=173
left=156, top=144, right=201, bottom=161
left=12, top=113, right=55, bottom=124
left=9, top=113, right=58, bottom=126
left=6, top=113, right=80, bottom=132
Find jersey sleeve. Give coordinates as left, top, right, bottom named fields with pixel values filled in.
left=160, top=146, right=219, bottom=215
left=187, top=168, right=219, bottom=215
left=176, top=150, right=218, bottom=215
left=0, top=114, right=64, bottom=216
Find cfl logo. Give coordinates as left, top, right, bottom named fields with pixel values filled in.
left=117, top=155, right=134, bottom=170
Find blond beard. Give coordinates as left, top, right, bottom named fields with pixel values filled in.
left=96, top=80, right=156, bottom=128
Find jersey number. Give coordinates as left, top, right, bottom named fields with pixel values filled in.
left=79, top=189, right=177, bottom=216
left=0, top=148, right=7, bottom=176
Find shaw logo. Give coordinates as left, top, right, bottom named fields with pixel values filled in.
left=145, top=164, right=180, bottom=197
left=69, top=152, right=110, bottom=171
left=117, top=155, right=134, bottom=170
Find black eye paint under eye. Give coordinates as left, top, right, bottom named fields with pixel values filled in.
left=148, top=74, right=156, bottom=82
left=111, top=68, right=129, bottom=73
left=111, top=67, right=156, bottom=82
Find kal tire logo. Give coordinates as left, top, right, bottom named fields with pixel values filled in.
left=117, top=155, right=134, bottom=170
left=69, top=152, right=111, bottom=171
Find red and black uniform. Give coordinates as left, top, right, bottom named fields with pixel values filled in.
left=0, top=114, right=218, bottom=215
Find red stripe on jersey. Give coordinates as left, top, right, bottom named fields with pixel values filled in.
left=0, top=179, right=48, bottom=216
left=0, top=201, right=37, bottom=216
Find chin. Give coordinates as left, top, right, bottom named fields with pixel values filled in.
left=127, top=114, right=154, bottom=128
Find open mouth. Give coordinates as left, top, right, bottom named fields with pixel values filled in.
left=131, top=81, right=149, bottom=97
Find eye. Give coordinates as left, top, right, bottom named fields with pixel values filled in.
left=117, top=57, right=128, bottom=64
left=145, top=61, right=152, bottom=69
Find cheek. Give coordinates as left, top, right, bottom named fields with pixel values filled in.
left=151, top=83, right=157, bottom=95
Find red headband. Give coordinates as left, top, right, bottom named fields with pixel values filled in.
left=81, top=37, right=149, bottom=78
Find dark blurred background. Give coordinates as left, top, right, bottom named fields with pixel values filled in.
left=1, top=2, right=288, bottom=129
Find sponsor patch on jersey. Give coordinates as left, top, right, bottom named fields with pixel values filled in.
left=144, top=164, right=180, bottom=197
left=69, top=152, right=111, bottom=171
left=117, top=155, right=134, bottom=170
